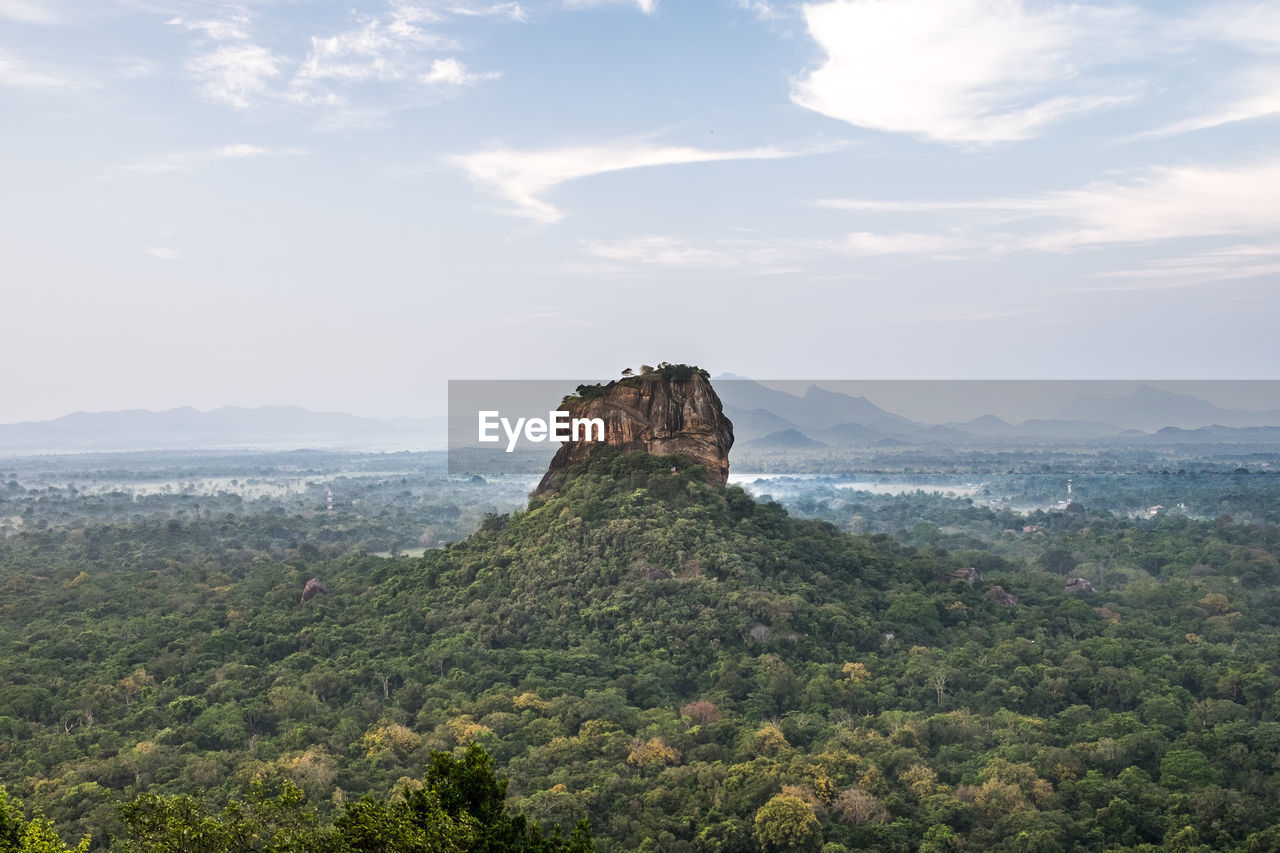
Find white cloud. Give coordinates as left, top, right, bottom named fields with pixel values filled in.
left=581, top=235, right=796, bottom=270
left=1077, top=243, right=1280, bottom=291
left=145, top=247, right=180, bottom=260
left=167, top=2, right=511, bottom=117
left=422, top=57, right=498, bottom=85
left=297, top=20, right=440, bottom=83
left=841, top=231, right=977, bottom=256
left=1141, top=2, right=1280, bottom=138
left=818, top=159, right=1280, bottom=261
left=0, top=0, right=58, bottom=24
left=792, top=0, right=1138, bottom=144
left=168, top=15, right=251, bottom=42
left=0, top=50, right=87, bottom=89
left=1139, top=67, right=1280, bottom=138
left=118, top=144, right=307, bottom=175
left=1023, top=161, right=1280, bottom=250
left=1180, top=1, right=1280, bottom=52
left=288, top=7, right=499, bottom=111
left=734, top=0, right=779, bottom=22
left=448, top=141, right=794, bottom=222
left=563, top=0, right=658, bottom=15
left=187, top=44, right=282, bottom=109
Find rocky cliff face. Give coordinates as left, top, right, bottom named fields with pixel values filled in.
left=536, top=369, right=734, bottom=492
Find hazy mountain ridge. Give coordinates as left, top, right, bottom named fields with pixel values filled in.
left=7, top=381, right=1280, bottom=455
left=1059, top=384, right=1280, bottom=431
left=719, top=378, right=1280, bottom=445
left=0, top=406, right=448, bottom=453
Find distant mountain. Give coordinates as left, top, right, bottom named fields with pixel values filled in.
left=1060, top=385, right=1280, bottom=431
left=715, top=379, right=906, bottom=431
left=745, top=429, right=828, bottom=449
left=720, top=406, right=804, bottom=442
left=814, top=421, right=887, bottom=447
left=0, top=406, right=447, bottom=453
left=945, top=415, right=1018, bottom=437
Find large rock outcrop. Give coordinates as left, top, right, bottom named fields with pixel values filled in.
left=536, top=366, right=734, bottom=493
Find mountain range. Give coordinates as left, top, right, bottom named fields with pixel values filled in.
left=2, top=381, right=1278, bottom=454
left=0, top=406, right=447, bottom=453
left=715, top=379, right=1280, bottom=446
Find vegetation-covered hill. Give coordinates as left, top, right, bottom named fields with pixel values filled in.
left=3, top=450, right=1280, bottom=851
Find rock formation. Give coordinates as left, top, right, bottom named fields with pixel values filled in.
left=1064, top=577, right=1098, bottom=594
left=989, top=585, right=1018, bottom=606
left=301, top=577, right=328, bottom=602
left=536, top=365, right=734, bottom=493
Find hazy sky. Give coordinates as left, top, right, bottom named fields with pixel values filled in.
left=3, top=0, right=1279, bottom=421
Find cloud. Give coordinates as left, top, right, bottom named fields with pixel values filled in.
left=296, top=19, right=446, bottom=83
left=118, top=144, right=307, bottom=175
left=734, top=0, right=779, bottom=22
left=145, top=247, right=180, bottom=260
left=0, top=0, right=58, bottom=24
left=818, top=158, right=1280, bottom=258
left=187, top=44, right=282, bottom=109
left=287, top=6, right=500, bottom=111
left=1076, top=243, right=1280, bottom=291
left=1022, top=160, right=1280, bottom=250
left=168, top=15, right=251, bottom=42
left=1141, top=3, right=1280, bottom=138
left=1141, top=68, right=1280, bottom=138
left=563, top=0, right=657, bottom=15
left=0, top=50, right=88, bottom=89
left=422, top=57, right=498, bottom=85
left=447, top=141, right=795, bottom=222
left=1179, top=1, right=1280, bottom=52
left=581, top=235, right=798, bottom=270
left=841, top=231, right=977, bottom=257
left=792, top=0, right=1138, bottom=144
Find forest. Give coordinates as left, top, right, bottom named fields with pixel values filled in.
left=2, top=447, right=1280, bottom=850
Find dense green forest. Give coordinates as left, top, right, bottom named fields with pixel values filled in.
left=4, top=449, right=1280, bottom=850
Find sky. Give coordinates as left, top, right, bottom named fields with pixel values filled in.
left=2, top=0, right=1279, bottom=421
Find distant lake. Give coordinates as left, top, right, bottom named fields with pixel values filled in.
left=729, top=473, right=984, bottom=498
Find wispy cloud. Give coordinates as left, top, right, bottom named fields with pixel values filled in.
left=0, top=0, right=58, bottom=24
left=168, top=14, right=251, bottom=42
left=145, top=247, right=180, bottom=260
left=284, top=5, right=502, bottom=115
left=296, top=19, right=448, bottom=84
left=117, top=144, right=307, bottom=175
left=1140, top=68, right=1280, bottom=138
left=448, top=141, right=796, bottom=222
left=841, top=231, right=978, bottom=257
left=0, top=50, right=89, bottom=89
left=1075, top=243, right=1280, bottom=291
left=792, top=0, right=1139, bottom=144
left=581, top=234, right=799, bottom=271
left=422, top=57, right=498, bottom=86
left=563, top=0, right=658, bottom=15
left=734, top=0, right=780, bottom=22
left=817, top=159, right=1280, bottom=272
left=1142, top=2, right=1280, bottom=138
left=166, top=2, right=505, bottom=116
left=187, top=44, right=282, bottom=109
